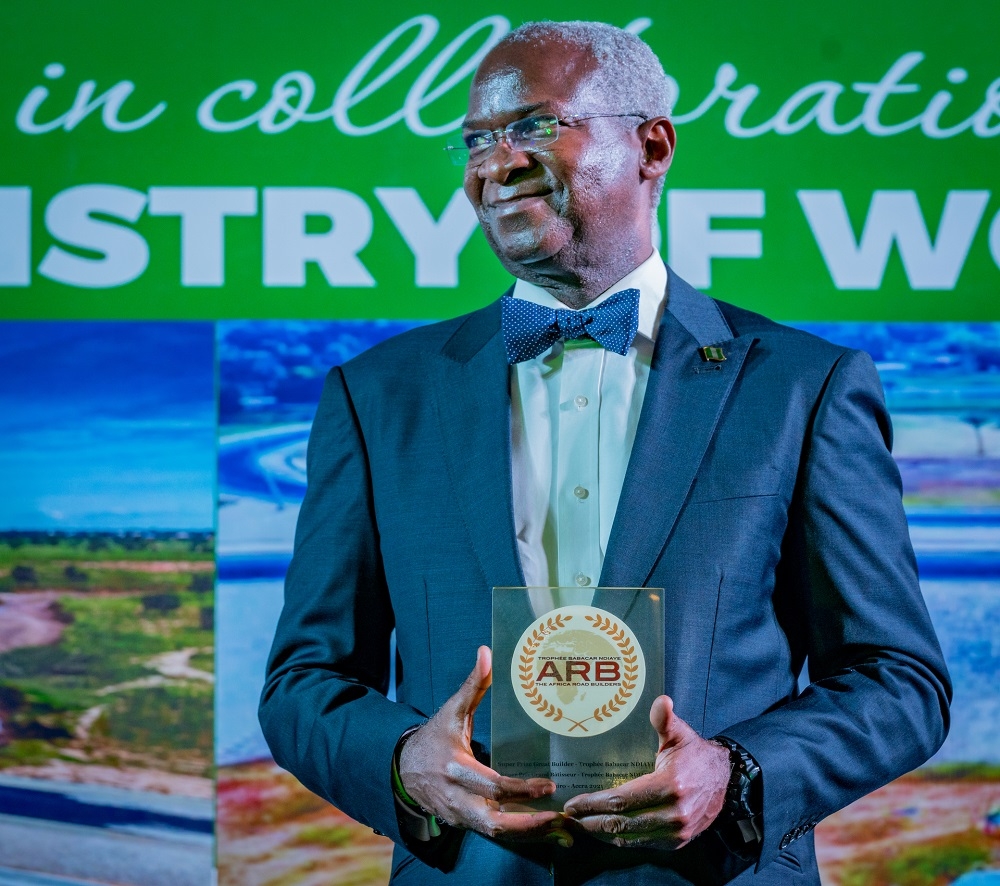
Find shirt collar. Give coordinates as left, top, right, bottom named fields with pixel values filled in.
left=511, top=250, right=668, bottom=343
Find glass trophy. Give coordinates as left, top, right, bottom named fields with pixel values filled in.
left=491, top=586, right=664, bottom=811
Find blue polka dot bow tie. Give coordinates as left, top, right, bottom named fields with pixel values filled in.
left=501, top=288, right=641, bottom=364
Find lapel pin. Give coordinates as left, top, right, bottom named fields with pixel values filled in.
left=698, top=346, right=726, bottom=363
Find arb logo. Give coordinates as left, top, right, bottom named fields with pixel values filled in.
left=511, top=605, right=646, bottom=737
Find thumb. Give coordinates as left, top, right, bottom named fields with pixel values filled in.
left=650, top=694, right=694, bottom=751
left=451, top=645, right=493, bottom=722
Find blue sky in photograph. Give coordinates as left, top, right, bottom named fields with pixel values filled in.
left=0, top=322, right=215, bottom=531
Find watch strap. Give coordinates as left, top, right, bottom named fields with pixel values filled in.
left=392, top=724, right=442, bottom=841
left=712, top=736, right=763, bottom=854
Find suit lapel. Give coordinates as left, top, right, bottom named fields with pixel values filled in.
left=432, top=300, right=527, bottom=592
left=430, top=276, right=755, bottom=600
left=598, top=275, right=756, bottom=589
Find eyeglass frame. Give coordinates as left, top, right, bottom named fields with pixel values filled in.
left=444, top=112, right=650, bottom=167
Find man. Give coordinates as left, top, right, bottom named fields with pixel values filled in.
left=260, top=21, right=950, bottom=886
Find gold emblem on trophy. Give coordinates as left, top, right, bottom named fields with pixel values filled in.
left=511, top=605, right=646, bottom=737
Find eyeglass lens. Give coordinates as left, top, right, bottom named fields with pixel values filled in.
left=446, top=114, right=560, bottom=166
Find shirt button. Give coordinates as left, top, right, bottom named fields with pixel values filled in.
left=575, top=573, right=591, bottom=586
left=573, top=486, right=589, bottom=500
left=574, top=395, right=589, bottom=408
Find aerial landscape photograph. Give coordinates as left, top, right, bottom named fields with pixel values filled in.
left=0, top=322, right=216, bottom=886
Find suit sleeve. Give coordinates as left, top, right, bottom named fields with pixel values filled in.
left=258, top=366, right=425, bottom=845
left=720, top=348, right=952, bottom=868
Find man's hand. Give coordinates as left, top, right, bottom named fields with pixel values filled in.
left=399, top=646, right=570, bottom=844
left=563, top=695, right=730, bottom=850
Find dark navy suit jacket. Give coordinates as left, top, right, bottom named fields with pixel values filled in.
left=260, top=273, right=951, bottom=885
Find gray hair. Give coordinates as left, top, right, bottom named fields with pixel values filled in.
left=496, top=21, right=674, bottom=119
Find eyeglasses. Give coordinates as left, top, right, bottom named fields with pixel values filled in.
left=444, top=112, right=648, bottom=167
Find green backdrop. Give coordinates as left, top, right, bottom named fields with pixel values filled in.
left=2, top=0, right=997, bottom=321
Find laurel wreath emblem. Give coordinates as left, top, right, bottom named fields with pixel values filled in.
left=517, top=611, right=640, bottom=734
left=518, top=614, right=572, bottom=723
left=585, top=614, right=639, bottom=723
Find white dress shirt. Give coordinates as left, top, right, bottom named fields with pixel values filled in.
left=510, top=251, right=667, bottom=610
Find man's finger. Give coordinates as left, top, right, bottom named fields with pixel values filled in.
left=567, top=806, right=680, bottom=843
left=450, top=645, right=493, bottom=721
left=450, top=756, right=556, bottom=801
left=650, top=694, right=695, bottom=751
left=564, top=770, right=672, bottom=817
left=467, top=805, right=568, bottom=844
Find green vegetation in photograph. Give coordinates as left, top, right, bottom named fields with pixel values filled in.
left=840, top=830, right=996, bottom=886
left=0, top=532, right=215, bottom=593
left=189, top=652, right=214, bottom=673
left=0, top=564, right=215, bottom=594
left=0, top=592, right=212, bottom=688
left=99, top=684, right=213, bottom=760
left=0, top=531, right=215, bottom=564
left=0, top=583, right=214, bottom=775
left=293, top=824, right=356, bottom=848
left=0, top=739, right=64, bottom=768
left=915, top=762, right=1000, bottom=782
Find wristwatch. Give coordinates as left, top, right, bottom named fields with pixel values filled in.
left=712, top=737, right=763, bottom=854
